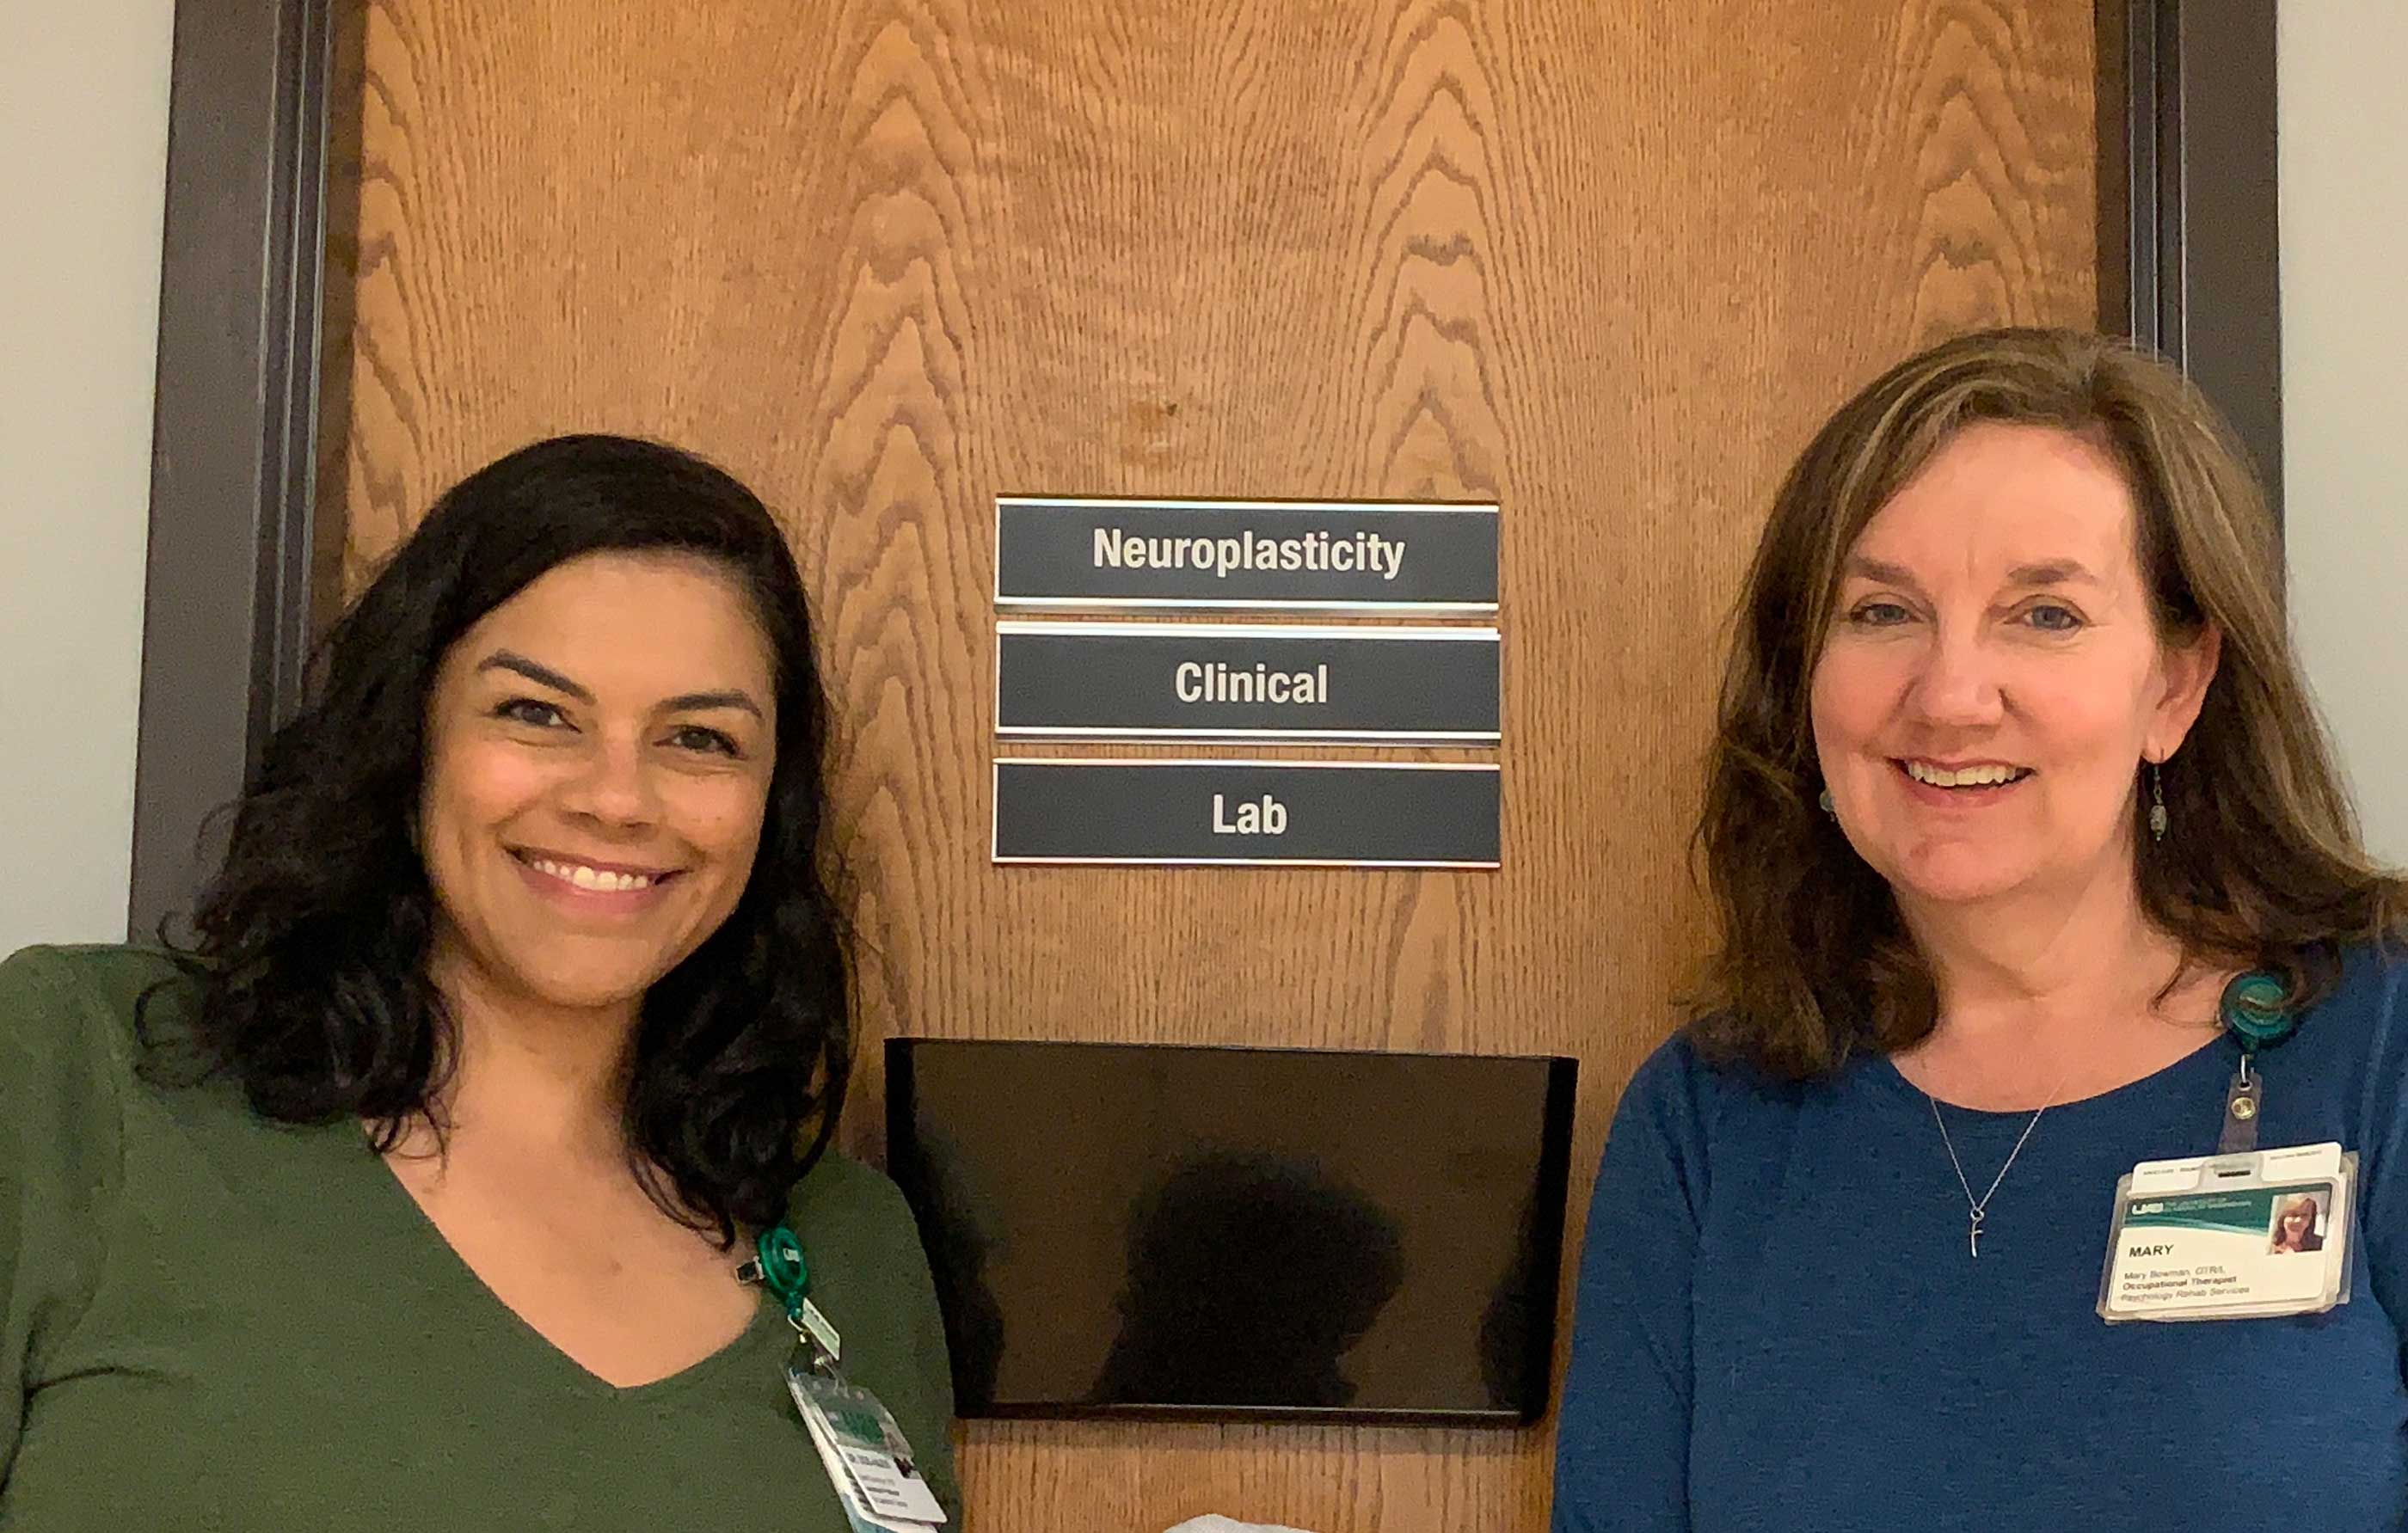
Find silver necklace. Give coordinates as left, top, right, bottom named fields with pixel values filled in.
left=1926, top=1088, right=2060, bottom=1259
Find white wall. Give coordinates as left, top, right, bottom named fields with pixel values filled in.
left=2282, top=0, right=2408, bottom=867
left=0, top=1, right=175, bottom=950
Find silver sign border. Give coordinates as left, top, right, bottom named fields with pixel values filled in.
left=994, top=620, right=1502, bottom=745
left=992, top=496, right=1502, bottom=615
left=989, top=757, right=1503, bottom=869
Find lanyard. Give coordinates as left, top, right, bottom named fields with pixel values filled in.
left=2218, top=971, right=2296, bottom=1153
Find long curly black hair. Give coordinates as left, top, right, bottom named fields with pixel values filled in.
left=153, top=434, right=848, bottom=1245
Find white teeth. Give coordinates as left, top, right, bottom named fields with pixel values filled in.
left=528, top=857, right=655, bottom=892
left=1906, top=761, right=2024, bottom=788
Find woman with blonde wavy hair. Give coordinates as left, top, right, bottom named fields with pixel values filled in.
left=2272, top=1193, right=2326, bottom=1254
left=1551, top=328, right=2406, bottom=1531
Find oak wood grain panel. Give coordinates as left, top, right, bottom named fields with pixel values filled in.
left=329, top=1, right=2097, bottom=1527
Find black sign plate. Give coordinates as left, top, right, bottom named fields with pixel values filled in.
left=992, top=759, right=1501, bottom=867
left=996, top=622, right=1499, bottom=743
left=995, top=497, right=1499, bottom=612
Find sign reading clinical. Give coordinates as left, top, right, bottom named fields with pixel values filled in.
left=995, top=496, right=1500, bottom=612
left=996, top=622, right=1500, bottom=743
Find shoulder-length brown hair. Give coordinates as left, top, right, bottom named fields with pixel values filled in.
left=1693, top=326, right=2404, bottom=1079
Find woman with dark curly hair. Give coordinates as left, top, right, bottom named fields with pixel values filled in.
left=0, top=436, right=955, bottom=1528
left=1551, top=329, right=2408, bottom=1531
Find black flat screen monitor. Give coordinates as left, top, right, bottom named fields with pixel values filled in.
left=885, top=1038, right=1577, bottom=1425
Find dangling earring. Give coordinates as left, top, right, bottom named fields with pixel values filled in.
left=1818, top=788, right=1837, bottom=819
left=2147, top=763, right=2168, bottom=843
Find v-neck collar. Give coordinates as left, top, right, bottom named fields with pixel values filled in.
left=341, top=1125, right=792, bottom=1403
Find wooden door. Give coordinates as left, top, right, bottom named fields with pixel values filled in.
left=327, top=3, right=2097, bottom=1527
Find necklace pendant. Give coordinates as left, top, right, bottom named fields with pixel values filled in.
left=1969, top=1208, right=1985, bottom=1260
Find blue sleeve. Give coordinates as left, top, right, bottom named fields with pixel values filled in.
left=2346, top=951, right=2408, bottom=1393
left=1550, top=1035, right=1717, bottom=1533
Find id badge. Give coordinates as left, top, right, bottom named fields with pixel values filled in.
left=2098, top=1142, right=2356, bottom=1323
left=787, top=1360, right=949, bottom=1530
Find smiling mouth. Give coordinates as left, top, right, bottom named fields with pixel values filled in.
left=510, top=849, right=681, bottom=893
left=1896, top=759, right=2034, bottom=791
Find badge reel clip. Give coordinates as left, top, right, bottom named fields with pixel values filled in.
left=740, top=1223, right=844, bottom=1376
left=2217, top=971, right=2294, bottom=1155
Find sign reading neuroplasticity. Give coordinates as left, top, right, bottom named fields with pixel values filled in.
left=994, top=497, right=1499, bottom=612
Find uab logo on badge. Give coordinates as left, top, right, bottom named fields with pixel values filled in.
left=2131, top=1201, right=2165, bottom=1215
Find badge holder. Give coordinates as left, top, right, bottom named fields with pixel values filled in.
left=2097, top=1142, right=2356, bottom=1322
left=2096, top=973, right=2356, bottom=1324
left=742, top=1224, right=949, bottom=1531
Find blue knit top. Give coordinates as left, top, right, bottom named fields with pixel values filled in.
left=1551, top=948, right=2408, bottom=1531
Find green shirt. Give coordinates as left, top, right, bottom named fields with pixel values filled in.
left=0, top=945, right=958, bottom=1530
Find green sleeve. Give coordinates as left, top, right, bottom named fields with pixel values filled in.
left=875, top=1168, right=961, bottom=1523
left=0, top=947, right=131, bottom=1489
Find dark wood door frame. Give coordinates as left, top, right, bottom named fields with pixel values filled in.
left=129, top=0, right=340, bottom=941
left=123, top=0, right=2286, bottom=941
left=2098, top=0, right=2284, bottom=512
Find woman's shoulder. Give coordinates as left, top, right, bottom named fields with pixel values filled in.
left=2337, top=937, right=2408, bottom=999
left=784, top=1148, right=924, bottom=1254
left=2282, top=941, right=2408, bottom=1098
left=1605, top=1023, right=1823, bottom=1168
left=1623, top=1022, right=1819, bottom=1118
left=0, top=947, right=185, bottom=1258
left=0, top=942, right=192, bottom=1076
left=789, top=1144, right=900, bottom=1207
left=2304, top=940, right=2408, bottom=1049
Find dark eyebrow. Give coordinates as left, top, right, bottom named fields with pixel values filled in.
left=660, top=689, right=765, bottom=720
left=2006, top=560, right=2100, bottom=587
left=476, top=651, right=763, bottom=720
left=1844, top=556, right=2101, bottom=591
left=476, top=650, right=593, bottom=703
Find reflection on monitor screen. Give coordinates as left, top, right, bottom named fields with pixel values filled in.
left=885, top=1038, right=1577, bottom=1425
